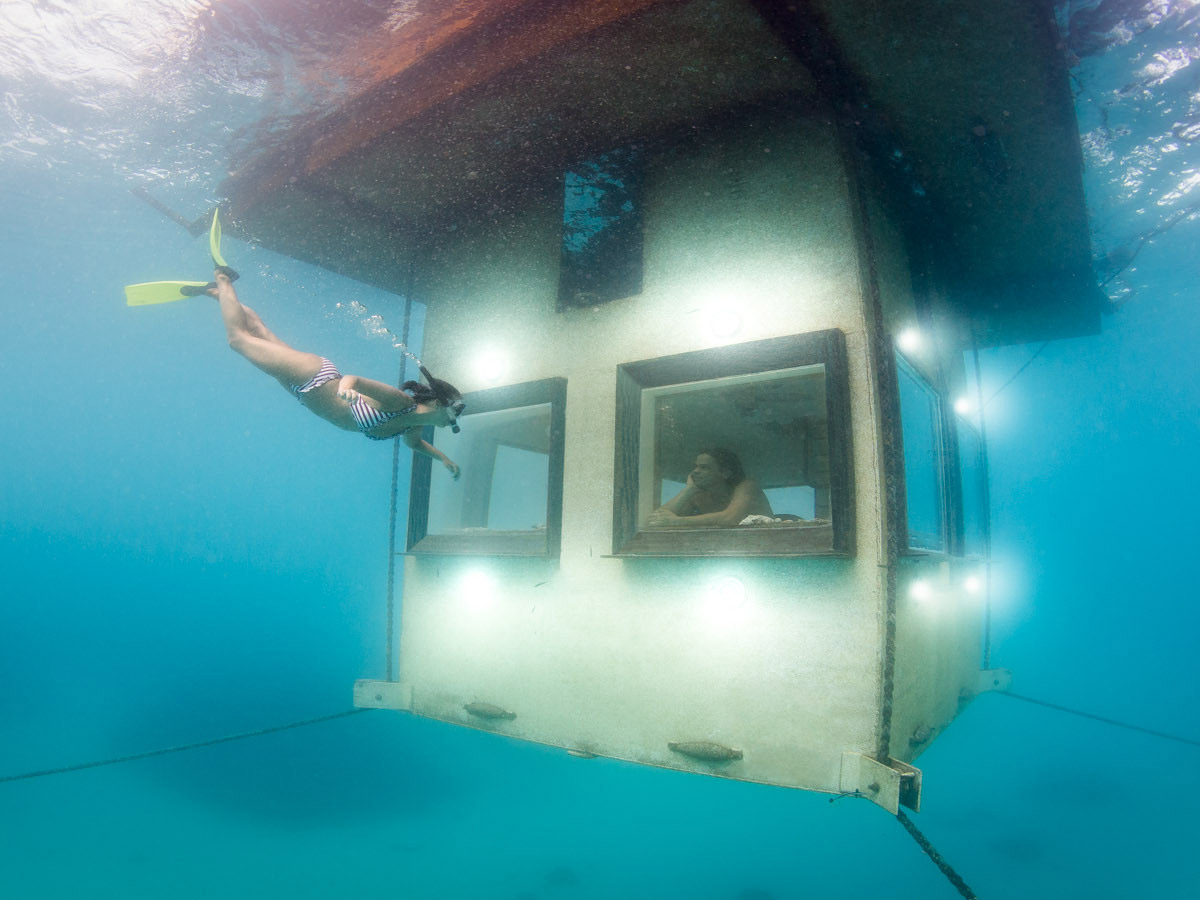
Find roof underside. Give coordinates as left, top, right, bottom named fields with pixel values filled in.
left=222, top=0, right=1103, bottom=346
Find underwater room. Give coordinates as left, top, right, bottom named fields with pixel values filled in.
left=2, top=2, right=1198, bottom=898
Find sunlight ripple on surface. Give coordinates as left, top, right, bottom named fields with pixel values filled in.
left=0, top=1, right=209, bottom=85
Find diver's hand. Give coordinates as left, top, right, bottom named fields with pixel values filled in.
left=443, top=459, right=461, bottom=480
left=337, top=388, right=360, bottom=404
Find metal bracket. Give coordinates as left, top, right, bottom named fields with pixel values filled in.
left=977, top=668, right=1013, bottom=694
left=839, top=752, right=923, bottom=814
left=353, top=679, right=413, bottom=711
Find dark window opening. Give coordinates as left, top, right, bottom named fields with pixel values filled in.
left=558, top=147, right=643, bottom=310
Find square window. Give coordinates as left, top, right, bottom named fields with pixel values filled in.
left=612, top=331, right=854, bottom=557
left=407, top=378, right=566, bottom=557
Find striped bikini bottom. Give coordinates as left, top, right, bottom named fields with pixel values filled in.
left=292, top=358, right=341, bottom=395
left=292, top=358, right=414, bottom=440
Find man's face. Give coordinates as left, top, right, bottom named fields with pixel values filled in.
left=690, top=454, right=725, bottom=489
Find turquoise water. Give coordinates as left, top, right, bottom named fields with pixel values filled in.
left=2, top=3, right=1199, bottom=898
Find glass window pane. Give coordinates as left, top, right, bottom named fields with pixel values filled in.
left=764, top=484, right=816, bottom=520
left=488, top=444, right=551, bottom=530
left=640, top=365, right=830, bottom=527
left=896, top=357, right=944, bottom=551
left=427, top=403, right=551, bottom=536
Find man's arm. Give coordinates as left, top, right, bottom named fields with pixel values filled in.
left=658, top=478, right=699, bottom=516
left=646, top=479, right=698, bottom=526
left=337, top=375, right=415, bottom=411
left=649, top=480, right=768, bottom=527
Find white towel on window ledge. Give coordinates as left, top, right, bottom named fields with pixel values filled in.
left=739, top=514, right=780, bottom=525
left=739, top=515, right=816, bottom=526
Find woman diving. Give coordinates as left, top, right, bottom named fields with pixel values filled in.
left=206, top=267, right=463, bottom=479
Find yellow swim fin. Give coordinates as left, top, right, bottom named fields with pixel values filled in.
left=124, top=280, right=212, bottom=307
left=125, top=207, right=235, bottom=307
left=209, top=207, right=227, bottom=268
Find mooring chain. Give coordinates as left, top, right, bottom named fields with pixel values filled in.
left=896, top=809, right=980, bottom=899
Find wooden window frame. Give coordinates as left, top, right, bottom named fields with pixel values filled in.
left=407, top=377, right=567, bottom=558
left=612, top=331, right=855, bottom=558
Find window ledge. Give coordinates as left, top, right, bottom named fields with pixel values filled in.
left=612, top=522, right=847, bottom=558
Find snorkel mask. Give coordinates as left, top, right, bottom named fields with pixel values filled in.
left=419, top=365, right=466, bottom=433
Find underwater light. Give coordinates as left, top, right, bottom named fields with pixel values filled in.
left=708, top=306, right=743, bottom=339
left=896, top=327, right=922, bottom=354
left=908, top=579, right=932, bottom=603
left=460, top=568, right=497, bottom=609
left=475, top=349, right=508, bottom=384
left=963, top=574, right=982, bottom=595
left=711, top=575, right=746, bottom=605
left=700, top=575, right=750, bottom=628
left=954, top=396, right=973, bottom=416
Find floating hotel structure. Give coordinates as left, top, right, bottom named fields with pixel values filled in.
left=221, top=0, right=1101, bottom=813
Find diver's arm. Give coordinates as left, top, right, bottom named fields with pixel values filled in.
left=403, top=429, right=461, bottom=480
left=337, top=375, right=415, bottom=410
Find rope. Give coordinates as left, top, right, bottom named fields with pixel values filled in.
left=999, top=691, right=1200, bottom=748
left=386, top=434, right=401, bottom=682
left=896, top=810, right=980, bottom=899
left=985, top=340, right=1049, bottom=407
left=0, top=709, right=370, bottom=785
left=1098, top=199, right=1200, bottom=288
left=384, top=290, right=414, bottom=682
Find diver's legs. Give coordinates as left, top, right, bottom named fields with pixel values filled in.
left=212, top=273, right=324, bottom=387
left=239, top=304, right=285, bottom=345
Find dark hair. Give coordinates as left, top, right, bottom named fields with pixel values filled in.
left=402, top=375, right=461, bottom=407
left=697, top=447, right=745, bottom=485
